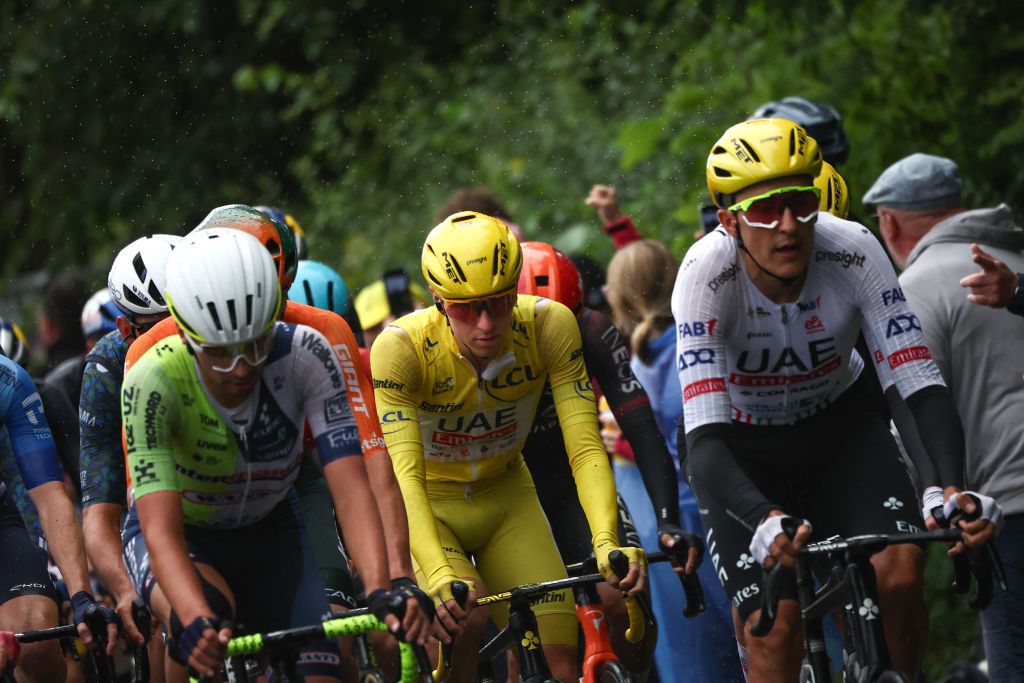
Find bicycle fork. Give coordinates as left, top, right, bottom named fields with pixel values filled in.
left=575, top=584, right=618, bottom=683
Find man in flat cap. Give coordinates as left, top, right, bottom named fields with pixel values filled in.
left=865, top=153, right=1024, bottom=679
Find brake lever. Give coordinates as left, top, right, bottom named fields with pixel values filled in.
left=130, top=598, right=152, bottom=683
left=659, top=531, right=708, bottom=618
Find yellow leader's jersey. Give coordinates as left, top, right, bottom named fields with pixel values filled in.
left=371, top=296, right=619, bottom=592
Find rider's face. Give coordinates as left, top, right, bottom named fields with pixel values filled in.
left=187, top=334, right=268, bottom=407
left=441, top=292, right=516, bottom=364
left=719, top=176, right=817, bottom=284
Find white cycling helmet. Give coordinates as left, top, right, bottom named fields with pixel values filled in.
left=81, top=289, right=120, bottom=339
left=165, top=228, right=282, bottom=346
left=108, top=234, right=182, bottom=318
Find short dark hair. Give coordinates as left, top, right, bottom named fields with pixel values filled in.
left=435, top=187, right=513, bottom=224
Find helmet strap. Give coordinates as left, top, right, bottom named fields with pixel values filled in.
left=734, top=220, right=801, bottom=288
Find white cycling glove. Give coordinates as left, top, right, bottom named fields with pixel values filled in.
left=749, top=516, right=812, bottom=567
left=921, top=486, right=945, bottom=522
left=943, top=491, right=1003, bottom=530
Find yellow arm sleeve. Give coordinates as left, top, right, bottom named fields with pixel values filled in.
left=539, top=302, right=620, bottom=551
left=370, top=328, right=459, bottom=595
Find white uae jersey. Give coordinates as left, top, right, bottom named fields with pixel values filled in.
left=671, top=212, right=945, bottom=431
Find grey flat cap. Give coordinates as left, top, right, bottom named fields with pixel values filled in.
left=862, top=153, right=963, bottom=211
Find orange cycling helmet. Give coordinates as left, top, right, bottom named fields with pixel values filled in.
left=706, top=118, right=823, bottom=208
left=193, top=204, right=299, bottom=289
left=518, top=242, right=584, bottom=314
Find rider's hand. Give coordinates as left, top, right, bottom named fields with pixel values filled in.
left=390, top=577, right=435, bottom=646
left=596, top=543, right=647, bottom=595
left=750, top=512, right=812, bottom=570
left=178, top=616, right=231, bottom=678
left=429, top=579, right=476, bottom=644
left=0, top=631, right=20, bottom=672
left=944, top=490, right=1002, bottom=552
left=71, top=591, right=121, bottom=655
left=959, top=244, right=1018, bottom=308
left=113, top=593, right=147, bottom=647
left=658, top=523, right=702, bottom=575
left=585, top=185, right=622, bottom=225
left=921, top=485, right=946, bottom=530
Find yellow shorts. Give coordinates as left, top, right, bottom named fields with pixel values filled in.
left=415, top=458, right=576, bottom=646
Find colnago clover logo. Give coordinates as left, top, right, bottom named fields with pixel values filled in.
left=521, top=631, right=541, bottom=650
left=883, top=497, right=904, bottom=510
left=737, top=553, right=755, bottom=570
left=858, top=598, right=879, bottom=620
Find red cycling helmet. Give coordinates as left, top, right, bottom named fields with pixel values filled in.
left=518, top=241, right=584, bottom=314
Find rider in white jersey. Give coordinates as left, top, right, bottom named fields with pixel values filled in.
left=675, top=210, right=943, bottom=429
left=672, top=118, right=1001, bottom=681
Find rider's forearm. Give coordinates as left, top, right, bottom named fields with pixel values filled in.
left=83, top=503, right=137, bottom=603
left=136, top=491, right=211, bottom=625
left=324, top=457, right=391, bottom=594
left=617, top=406, right=681, bottom=526
left=905, top=385, right=965, bottom=490
left=29, top=481, right=91, bottom=595
left=365, top=453, right=415, bottom=579
left=686, top=423, right=777, bottom=531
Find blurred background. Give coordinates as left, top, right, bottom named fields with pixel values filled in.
left=0, top=3, right=1019, bottom=673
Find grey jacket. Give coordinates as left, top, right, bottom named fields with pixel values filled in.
left=901, top=204, right=1024, bottom=515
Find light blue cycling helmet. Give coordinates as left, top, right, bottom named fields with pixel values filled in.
left=288, top=260, right=350, bottom=316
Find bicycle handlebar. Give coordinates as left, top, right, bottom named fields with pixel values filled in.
left=750, top=524, right=1004, bottom=638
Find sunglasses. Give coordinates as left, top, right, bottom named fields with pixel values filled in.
left=442, top=292, right=517, bottom=323
left=186, top=329, right=275, bottom=373
left=728, top=185, right=821, bottom=229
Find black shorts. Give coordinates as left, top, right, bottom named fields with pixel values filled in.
left=122, top=491, right=341, bottom=678
left=690, top=374, right=924, bottom=621
left=0, top=489, right=60, bottom=608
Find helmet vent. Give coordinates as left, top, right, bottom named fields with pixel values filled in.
left=426, top=271, right=443, bottom=286
left=206, top=302, right=224, bottom=331
left=491, top=245, right=499, bottom=276
left=245, top=295, right=254, bottom=325
left=451, top=214, right=475, bottom=223
left=149, top=281, right=166, bottom=306
left=326, top=282, right=335, bottom=311
left=226, top=299, right=239, bottom=330
left=788, top=129, right=796, bottom=156
left=122, top=286, right=149, bottom=308
left=302, top=281, right=314, bottom=306
left=713, top=166, right=732, bottom=178
left=535, top=275, right=549, bottom=286
left=740, top=140, right=761, bottom=162
left=265, top=238, right=281, bottom=256
left=132, top=253, right=148, bottom=282
left=450, top=257, right=467, bottom=283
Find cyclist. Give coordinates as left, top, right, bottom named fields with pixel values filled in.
left=673, top=117, right=1000, bottom=681
left=79, top=234, right=179, bottom=657
left=370, top=211, right=645, bottom=683
left=517, top=241, right=693, bottom=674
left=121, top=228, right=413, bottom=680
left=290, top=259, right=365, bottom=354
left=750, top=96, right=850, bottom=166
left=257, top=205, right=309, bottom=260
left=124, top=209, right=430, bottom=660
left=1, top=353, right=119, bottom=682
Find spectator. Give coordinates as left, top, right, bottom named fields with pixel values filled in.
left=605, top=239, right=744, bottom=683
left=864, top=152, right=1024, bottom=680
left=960, top=244, right=1024, bottom=316
left=36, top=272, right=88, bottom=373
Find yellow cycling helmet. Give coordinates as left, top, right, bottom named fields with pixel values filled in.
left=706, top=118, right=823, bottom=207
left=421, top=211, right=523, bottom=300
left=815, top=161, right=850, bottom=219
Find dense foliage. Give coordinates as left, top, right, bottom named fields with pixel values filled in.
left=2, top=0, right=1015, bottom=674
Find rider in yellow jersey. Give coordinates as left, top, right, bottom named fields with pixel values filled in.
left=371, top=211, right=645, bottom=683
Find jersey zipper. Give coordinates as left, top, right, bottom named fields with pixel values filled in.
left=237, top=428, right=253, bottom=526
left=780, top=304, right=791, bottom=418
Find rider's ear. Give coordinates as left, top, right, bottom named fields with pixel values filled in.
left=718, top=208, right=738, bottom=237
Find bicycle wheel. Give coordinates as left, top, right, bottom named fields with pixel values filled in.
left=597, top=660, right=634, bottom=683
